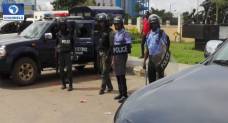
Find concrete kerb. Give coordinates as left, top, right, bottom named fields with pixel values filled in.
left=126, top=55, right=192, bottom=77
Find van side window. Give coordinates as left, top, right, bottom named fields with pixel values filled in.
left=76, top=23, right=92, bottom=38
left=47, top=24, right=58, bottom=40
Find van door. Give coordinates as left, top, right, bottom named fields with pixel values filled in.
left=74, top=21, right=95, bottom=63
left=38, top=23, right=58, bottom=68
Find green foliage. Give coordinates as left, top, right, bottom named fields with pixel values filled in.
left=131, top=42, right=205, bottom=64
left=127, top=28, right=141, bottom=44
left=150, top=8, right=177, bottom=25
left=182, top=11, right=190, bottom=23
left=84, top=0, right=96, bottom=6
left=212, top=0, right=228, bottom=7
left=51, top=0, right=87, bottom=10
left=211, top=0, right=228, bottom=23
left=170, top=42, right=205, bottom=64
left=134, top=3, right=141, bottom=16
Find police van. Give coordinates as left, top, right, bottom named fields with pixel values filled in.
left=0, top=16, right=100, bottom=85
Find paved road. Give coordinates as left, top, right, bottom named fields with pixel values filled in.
left=0, top=68, right=145, bottom=123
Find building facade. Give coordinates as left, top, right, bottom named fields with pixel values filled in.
left=115, top=0, right=149, bottom=17
left=95, top=0, right=115, bottom=6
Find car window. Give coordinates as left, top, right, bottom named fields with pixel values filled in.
left=46, top=23, right=59, bottom=40
left=213, top=42, right=228, bottom=61
left=76, top=23, right=92, bottom=38
left=1, top=22, right=18, bottom=33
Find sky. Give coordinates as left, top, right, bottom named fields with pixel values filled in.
left=35, top=0, right=206, bottom=12
left=149, top=0, right=205, bottom=13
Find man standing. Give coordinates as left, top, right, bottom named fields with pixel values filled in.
left=56, top=19, right=74, bottom=91
left=95, top=13, right=113, bottom=95
left=139, top=11, right=150, bottom=58
left=143, top=14, right=170, bottom=83
left=112, top=16, right=132, bottom=103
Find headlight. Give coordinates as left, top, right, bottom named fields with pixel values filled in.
left=0, top=46, right=6, bottom=58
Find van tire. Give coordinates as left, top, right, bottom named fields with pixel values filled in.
left=11, top=57, right=38, bottom=86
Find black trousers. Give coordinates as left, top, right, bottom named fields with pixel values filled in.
left=116, top=75, right=127, bottom=97
left=59, top=52, right=73, bottom=87
left=100, top=53, right=113, bottom=91
left=141, top=35, right=147, bottom=57
left=148, top=58, right=164, bottom=83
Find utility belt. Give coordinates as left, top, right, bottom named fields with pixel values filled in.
left=112, top=44, right=131, bottom=55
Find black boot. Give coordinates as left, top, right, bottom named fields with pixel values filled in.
left=121, top=75, right=128, bottom=98
left=68, top=82, right=73, bottom=91
left=99, top=90, right=105, bottom=95
left=118, top=96, right=128, bottom=103
left=107, top=77, right=113, bottom=92
left=115, top=76, right=123, bottom=100
left=114, top=95, right=122, bottom=100
left=61, top=84, right=66, bottom=90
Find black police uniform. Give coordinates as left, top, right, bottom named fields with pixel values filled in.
left=56, top=30, right=74, bottom=91
left=98, top=28, right=114, bottom=94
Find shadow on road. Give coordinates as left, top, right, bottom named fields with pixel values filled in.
left=0, top=68, right=100, bottom=90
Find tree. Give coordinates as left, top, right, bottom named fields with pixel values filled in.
left=84, top=0, right=96, bottom=6
left=51, top=0, right=87, bottom=10
left=182, top=11, right=190, bottom=23
left=134, top=3, right=141, bottom=16
left=211, top=0, right=228, bottom=24
left=150, top=8, right=176, bottom=25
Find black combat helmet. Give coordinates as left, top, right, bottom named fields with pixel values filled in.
left=58, top=18, right=68, bottom=34
left=113, top=16, right=124, bottom=25
left=148, top=14, right=161, bottom=31
left=95, top=13, right=109, bottom=21
left=148, top=14, right=160, bottom=24
left=95, top=13, right=113, bottom=26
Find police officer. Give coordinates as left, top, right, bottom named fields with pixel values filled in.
left=95, top=13, right=113, bottom=95
left=56, top=19, right=74, bottom=91
left=143, top=14, right=170, bottom=83
left=112, top=16, right=132, bottom=103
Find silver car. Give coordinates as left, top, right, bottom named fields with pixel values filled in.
left=115, top=40, right=228, bottom=123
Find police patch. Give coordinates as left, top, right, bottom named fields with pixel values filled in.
left=113, top=44, right=131, bottom=55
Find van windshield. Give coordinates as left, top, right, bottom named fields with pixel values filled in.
left=20, top=21, right=52, bottom=39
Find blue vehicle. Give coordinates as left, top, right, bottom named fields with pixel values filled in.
left=69, top=6, right=124, bottom=18
left=0, top=18, right=99, bottom=85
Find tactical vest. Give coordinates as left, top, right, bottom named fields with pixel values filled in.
left=113, top=31, right=131, bottom=55
left=57, top=33, right=73, bottom=53
left=98, top=29, right=113, bottom=53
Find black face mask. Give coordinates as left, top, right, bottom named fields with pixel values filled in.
left=114, top=24, right=122, bottom=31
left=98, top=21, right=109, bottom=31
left=150, top=22, right=159, bottom=31
left=60, top=25, right=68, bottom=35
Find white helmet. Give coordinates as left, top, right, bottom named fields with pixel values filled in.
left=148, top=14, right=160, bottom=24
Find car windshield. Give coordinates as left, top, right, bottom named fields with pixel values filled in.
left=212, top=41, right=228, bottom=65
left=20, top=21, right=52, bottom=39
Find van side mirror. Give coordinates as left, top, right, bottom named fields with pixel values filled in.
left=44, top=33, right=52, bottom=40
left=204, top=40, right=223, bottom=58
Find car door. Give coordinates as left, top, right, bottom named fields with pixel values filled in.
left=74, top=20, right=95, bottom=63
left=38, top=23, right=58, bottom=68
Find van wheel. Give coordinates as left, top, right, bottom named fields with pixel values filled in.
left=12, top=57, right=38, bottom=86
